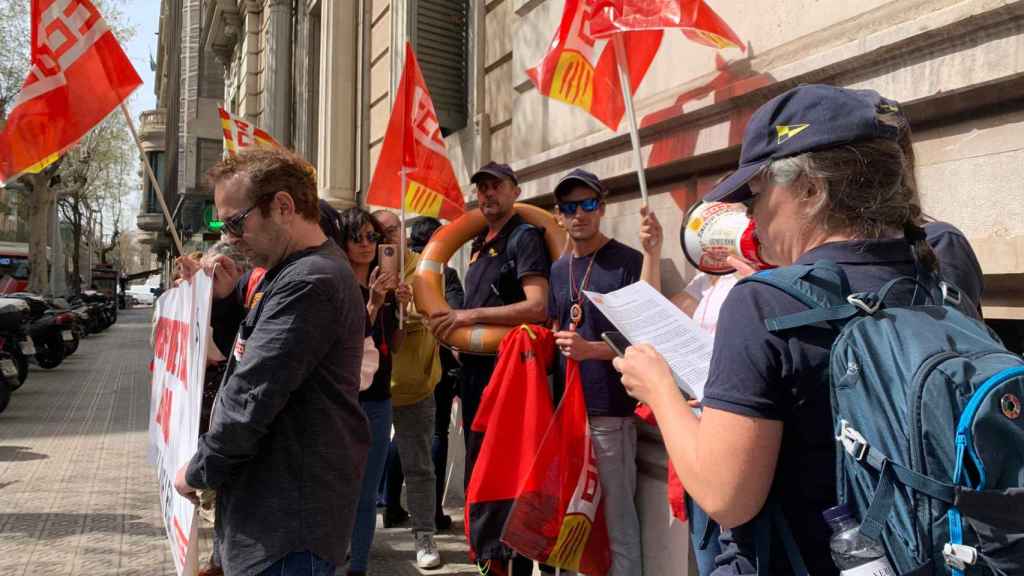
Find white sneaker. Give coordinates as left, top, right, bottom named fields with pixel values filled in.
left=415, top=531, right=442, bottom=569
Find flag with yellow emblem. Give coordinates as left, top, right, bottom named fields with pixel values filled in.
left=367, top=42, right=465, bottom=221
left=527, top=0, right=743, bottom=132
left=218, top=107, right=281, bottom=156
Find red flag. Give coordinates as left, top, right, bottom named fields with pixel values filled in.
left=367, top=42, right=465, bottom=221
left=526, top=0, right=661, bottom=131
left=635, top=403, right=688, bottom=522
left=0, top=0, right=142, bottom=183
left=588, top=0, right=745, bottom=51
left=502, top=358, right=611, bottom=575
left=465, top=326, right=556, bottom=566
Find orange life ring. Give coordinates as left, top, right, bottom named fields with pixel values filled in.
left=413, top=203, right=565, bottom=355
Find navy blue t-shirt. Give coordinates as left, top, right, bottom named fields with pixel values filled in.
left=702, top=238, right=970, bottom=576
left=548, top=239, right=642, bottom=417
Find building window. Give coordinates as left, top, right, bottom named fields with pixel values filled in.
left=199, top=49, right=225, bottom=99
left=413, top=0, right=469, bottom=135
left=145, top=152, right=166, bottom=214
left=195, top=138, right=223, bottom=193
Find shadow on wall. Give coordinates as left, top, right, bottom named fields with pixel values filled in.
left=641, top=49, right=776, bottom=212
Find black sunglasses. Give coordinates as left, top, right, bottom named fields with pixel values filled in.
left=221, top=204, right=259, bottom=237
left=557, top=197, right=601, bottom=216
left=350, top=231, right=384, bottom=244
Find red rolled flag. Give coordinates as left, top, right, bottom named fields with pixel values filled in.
left=464, top=326, right=556, bottom=568
left=502, top=357, right=612, bottom=576
left=0, top=0, right=143, bottom=184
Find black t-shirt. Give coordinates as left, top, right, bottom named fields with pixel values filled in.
left=548, top=239, right=642, bottom=416
left=925, top=221, right=984, bottom=310
left=358, top=286, right=397, bottom=402
left=460, top=214, right=551, bottom=412
left=702, top=238, right=941, bottom=575
left=463, top=214, right=551, bottom=310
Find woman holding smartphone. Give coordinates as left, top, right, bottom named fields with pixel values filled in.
left=338, top=207, right=410, bottom=576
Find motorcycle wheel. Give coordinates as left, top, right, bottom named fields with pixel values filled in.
left=64, top=335, right=79, bottom=356
left=10, top=352, right=27, bottom=389
left=0, top=374, right=10, bottom=413
left=35, top=334, right=65, bottom=369
left=2, top=343, right=28, bottom=389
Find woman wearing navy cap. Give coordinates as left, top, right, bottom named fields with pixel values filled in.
left=615, top=84, right=960, bottom=575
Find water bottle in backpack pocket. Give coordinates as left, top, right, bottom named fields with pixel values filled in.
left=742, top=261, right=1024, bottom=575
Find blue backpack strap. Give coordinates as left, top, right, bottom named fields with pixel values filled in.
left=740, top=260, right=861, bottom=332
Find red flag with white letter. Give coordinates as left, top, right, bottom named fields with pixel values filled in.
left=502, top=358, right=612, bottom=576
left=0, top=0, right=142, bottom=184
left=526, top=0, right=661, bottom=132
left=367, top=42, right=465, bottom=221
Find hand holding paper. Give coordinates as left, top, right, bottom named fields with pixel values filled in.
left=585, top=281, right=714, bottom=401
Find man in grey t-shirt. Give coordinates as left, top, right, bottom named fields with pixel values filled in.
left=174, top=149, right=369, bottom=576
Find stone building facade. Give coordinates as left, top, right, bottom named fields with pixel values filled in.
left=137, top=1, right=1024, bottom=568
left=354, top=1, right=1024, bottom=572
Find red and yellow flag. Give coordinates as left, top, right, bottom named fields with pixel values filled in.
left=0, top=0, right=142, bottom=184
left=588, top=0, right=744, bottom=51
left=218, top=107, right=281, bottom=156
left=527, top=0, right=744, bottom=132
left=367, top=42, right=465, bottom=221
left=526, top=0, right=662, bottom=132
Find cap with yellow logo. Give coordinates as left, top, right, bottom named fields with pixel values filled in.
left=704, top=84, right=901, bottom=203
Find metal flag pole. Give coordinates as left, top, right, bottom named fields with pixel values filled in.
left=119, top=103, right=184, bottom=255
left=398, top=167, right=407, bottom=329
left=612, top=33, right=650, bottom=207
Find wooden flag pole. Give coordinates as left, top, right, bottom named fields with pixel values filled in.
left=612, top=34, right=650, bottom=207
left=120, top=103, right=185, bottom=255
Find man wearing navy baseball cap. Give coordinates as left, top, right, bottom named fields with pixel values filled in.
left=428, top=160, right=551, bottom=576
left=549, top=168, right=647, bottom=574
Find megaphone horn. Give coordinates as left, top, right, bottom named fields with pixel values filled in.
left=680, top=201, right=773, bottom=275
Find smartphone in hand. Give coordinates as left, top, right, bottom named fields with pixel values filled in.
left=378, top=244, right=399, bottom=289
left=601, top=331, right=632, bottom=358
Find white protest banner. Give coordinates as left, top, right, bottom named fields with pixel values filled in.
left=148, top=271, right=213, bottom=575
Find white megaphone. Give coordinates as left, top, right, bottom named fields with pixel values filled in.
left=681, top=201, right=774, bottom=275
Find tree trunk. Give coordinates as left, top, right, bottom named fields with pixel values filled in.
left=26, top=173, right=54, bottom=294
left=69, top=196, right=81, bottom=295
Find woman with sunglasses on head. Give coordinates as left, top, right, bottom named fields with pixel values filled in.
left=337, top=206, right=411, bottom=576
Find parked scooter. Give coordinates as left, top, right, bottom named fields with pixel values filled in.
left=8, top=293, right=72, bottom=369
left=0, top=297, right=35, bottom=388
left=80, top=290, right=116, bottom=331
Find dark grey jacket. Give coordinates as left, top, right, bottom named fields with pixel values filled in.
left=186, top=241, right=369, bottom=575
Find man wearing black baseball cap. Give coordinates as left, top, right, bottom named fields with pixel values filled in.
left=427, top=160, right=550, bottom=576
left=549, top=168, right=646, bottom=574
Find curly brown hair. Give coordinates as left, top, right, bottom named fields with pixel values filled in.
left=207, top=148, right=319, bottom=221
